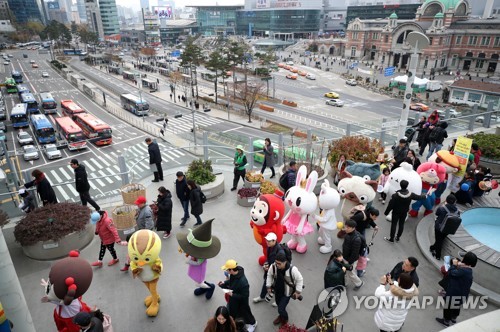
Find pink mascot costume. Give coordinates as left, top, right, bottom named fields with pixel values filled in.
left=409, top=162, right=447, bottom=217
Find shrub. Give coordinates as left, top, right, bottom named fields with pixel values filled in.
left=237, top=188, right=258, bottom=198
left=14, top=203, right=90, bottom=246
left=260, top=180, right=278, bottom=194
left=328, top=136, right=383, bottom=167
left=0, top=209, right=8, bottom=228
left=186, top=159, right=216, bottom=186
left=467, top=132, right=500, bottom=160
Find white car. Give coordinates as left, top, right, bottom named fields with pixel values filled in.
left=3, top=61, right=9, bottom=65
left=286, top=61, right=294, bottom=66
left=306, top=73, right=316, bottom=80
left=476, top=113, right=498, bottom=123
left=437, top=109, right=460, bottom=118
left=17, top=131, right=34, bottom=145
left=43, top=144, right=62, bottom=160
left=42, top=72, right=49, bottom=78
left=346, top=79, right=357, bottom=86
left=23, top=145, right=39, bottom=161
left=30, top=59, right=35, bottom=64
left=119, top=52, right=124, bottom=56
left=326, top=99, right=344, bottom=107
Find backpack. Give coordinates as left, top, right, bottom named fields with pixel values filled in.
left=279, top=243, right=293, bottom=263
left=438, top=206, right=462, bottom=235
left=429, top=127, right=445, bottom=143
left=279, top=171, right=291, bottom=191
left=199, top=190, right=207, bottom=204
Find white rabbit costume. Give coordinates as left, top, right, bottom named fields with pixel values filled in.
left=282, top=165, right=318, bottom=254
left=315, top=179, right=340, bottom=254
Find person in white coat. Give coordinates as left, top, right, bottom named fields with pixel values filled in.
left=374, top=273, right=419, bottom=332
left=315, top=179, right=340, bottom=254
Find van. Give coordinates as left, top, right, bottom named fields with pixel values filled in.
left=426, top=80, right=442, bottom=91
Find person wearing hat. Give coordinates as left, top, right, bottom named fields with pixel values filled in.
left=73, top=311, right=103, bottom=332
left=134, top=196, right=154, bottom=231
left=231, top=145, right=247, bottom=191
left=70, top=159, right=100, bottom=211
left=18, top=188, right=36, bottom=213
left=219, top=259, right=257, bottom=332
left=145, top=137, right=163, bottom=182
left=175, top=171, right=191, bottom=226
left=177, top=219, right=220, bottom=300
left=253, top=232, right=284, bottom=305
left=90, top=211, right=126, bottom=268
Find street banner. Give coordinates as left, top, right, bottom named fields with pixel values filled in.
left=454, top=136, right=473, bottom=177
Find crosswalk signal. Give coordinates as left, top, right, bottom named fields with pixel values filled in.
left=174, top=114, right=182, bottom=118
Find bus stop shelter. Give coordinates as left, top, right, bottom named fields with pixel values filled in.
left=107, top=66, right=122, bottom=74
left=142, top=78, right=158, bottom=91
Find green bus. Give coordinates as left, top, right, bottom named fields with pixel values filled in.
left=252, top=140, right=315, bottom=164
left=5, top=77, right=17, bottom=94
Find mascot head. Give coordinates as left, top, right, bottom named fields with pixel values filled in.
left=318, top=179, right=340, bottom=210
left=128, top=230, right=162, bottom=267
left=417, top=162, right=447, bottom=185
left=250, top=194, right=285, bottom=227
left=428, top=150, right=460, bottom=174
left=46, top=250, right=93, bottom=305
left=337, top=171, right=377, bottom=205
left=384, top=162, right=422, bottom=197
left=345, top=160, right=381, bottom=181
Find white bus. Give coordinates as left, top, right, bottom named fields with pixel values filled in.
left=39, top=92, right=57, bottom=114
left=120, top=93, right=149, bottom=116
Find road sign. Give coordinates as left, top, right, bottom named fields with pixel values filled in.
left=382, top=120, right=400, bottom=128
left=384, top=66, right=396, bottom=77
left=171, top=50, right=181, bottom=57
left=261, top=76, right=272, bottom=81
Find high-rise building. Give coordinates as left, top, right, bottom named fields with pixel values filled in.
left=76, top=0, right=86, bottom=22
left=85, top=0, right=103, bottom=39
left=142, top=8, right=160, bottom=45
left=0, top=0, right=12, bottom=21
left=60, top=0, right=73, bottom=22
left=7, top=0, right=44, bottom=24
left=99, top=0, right=119, bottom=35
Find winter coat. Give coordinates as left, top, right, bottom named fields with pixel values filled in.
left=148, top=141, right=162, bottom=164
left=156, top=192, right=172, bottom=232
left=266, top=262, right=304, bottom=297
left=374, top=283, right=419, bottom=332
left=175, top=177, right=190, bottom=202
left=74, top=164, right=90, bottom=193
left=189, top=187, right=203, bottom=216
left=203, top=317, right=236, bottom=332
left=385, top=189, right=425, bottom=216
left=434, top=203, right=459, bottom=231
left=389, top=261, right=420, bottom=287
left=324, top=259, right=350, bottom=289
left=413, top=120, right=427, bottom=143
left=342, top=230, right=362, bottom=264
left=408, top=157, right=421, bottom=171
left=136, top=205, right=154, bottom=230
left=263, top=144, right=275, bottom=167
left=392, top=144, right=409, bottom=166
left=266, top=244, right=285, bottom=265
left=95, top=211, right=120, bottom=245
left=352, top=210, right=377, bottom=234
left=220, top=266, right=253, bottom=321
left=429, top=122, right=448, bottom=144
left=445, top=264, right=473, bottom=300
left=21, top=192, right=37, bottom=213
left=234, top=152, right=247, bottom=171
left=287, top=169, right=297, bottom=188
left=25, top=175, right=58, bottom=205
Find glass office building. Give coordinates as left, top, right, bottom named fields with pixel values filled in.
left=7, top=0, right=43, bottom=24
left=99, top=0, right=119, bottom=36
left=346, top=4, right=421, bottom=25
left=191, top=5, right=242, bottom=36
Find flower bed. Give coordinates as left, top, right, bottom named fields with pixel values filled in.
left=237, top=188, right=258, bottom=207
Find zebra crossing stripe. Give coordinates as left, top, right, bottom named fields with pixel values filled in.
left=111, top=165, right=121, bottom=180
left=89, top=158, right=104, bottom=170
left=84, top=160, right=96, bottom=172
left=60, top=167, right=73, bottom=180
left=90, top=173, right=106, bottom=188
left=98, top=170, right=114, bottom=184
left=49, top=170, right=70, bottom=201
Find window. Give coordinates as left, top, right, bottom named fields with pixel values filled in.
left=440, top=57, right=446, bottom=67
left=495, top=36, right=500, bottom=47
left=475, top=59, right=484, bottom=68
left=484, top=95, right=499, bottom=107
left=456, top=35, right=462, bottom=44
left=424, top=59, right=428, bottom=68
left=372, top=32, right=379, bottom=40
left=481, top=36, right=491, bottom=46
left=451, top=54, right=458, bottom=67
left=439, top=37, right=443, bottom=45
left=350, top=47, right=356, bottom=57
left=468, top=36, right=478, bottom=45
left=429, top=37, right=433, bottom=45
left=385, top=35, right=388, bottom=43
left=452, top=90, right=465, bottom=100
left=353, top=32, right=358, bottom=39
left=467, top=92, right=481, bottom=103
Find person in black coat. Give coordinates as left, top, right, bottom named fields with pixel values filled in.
left=145, top=137, right=163, bottom=182
left=389, top=257, right=420, bottom=287
left=70, top=159, right=100, bottom=211
left=324, top=249, right=351, bottom=289
left=384, top=180, right=425, bottom=243
left=430, top=194, right=459, bottom=260
left=24, top=169, right=57, bottom=206
left=187, top=180, right=203, bottom=226
left=405, top=150, right=421, bottom=171
left=156, top=186, right=173, bottom=239
left=175, top=171, right=190, bottom=226
left=412, top=115, right=427, bottom=149
left=342, top=220, right=364, bottom=290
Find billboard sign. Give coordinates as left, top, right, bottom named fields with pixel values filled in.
left=256, top=0, right=270, bottom=9
left=275, top=0, right=302, bottom=8
left=47, top=1, right=60, bottom=9
left=154, top=6, right=172, bottom=19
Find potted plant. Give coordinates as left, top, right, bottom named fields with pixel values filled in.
left=237, top=188, right=258, bottom=207
left=186, top=159, right=224, bottom=200
left=14, top=203, right=94, bottom=260
left=244, top=171, right=264, bottom=189
left=278, top=324, right=307, bottom=332
left=260, top=180, right=278, bottom=195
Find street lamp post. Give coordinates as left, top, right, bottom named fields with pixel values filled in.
left=191, top=99, right=197, bottom=146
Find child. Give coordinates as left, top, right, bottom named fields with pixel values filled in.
left=378, top=168, right=391, bottom=204
left=90, top=211, right=126, bottom=268
left=324, top=249, right=351, bottom=289
left=18, top=188, right=36, bottom=213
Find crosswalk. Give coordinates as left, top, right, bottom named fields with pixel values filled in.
left=43, top=142, right=192, bottom=203
left=153, top=113, right=224, bottom=134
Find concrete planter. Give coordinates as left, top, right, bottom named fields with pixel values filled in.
left=278, top=164, right=327, bottom=195
left=21, top=223, right=94, bottom=261
left=244, top=179, right=262, bottom=189
left=237, top=195, right=257, bottom=207
left=200, top=174, right=225, bottom=200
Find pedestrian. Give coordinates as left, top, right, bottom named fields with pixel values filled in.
left=280, top=160, right=298, bottom=192
left=134, top=196, right=154, bottom=230
left=389, top=257, right=420, bottom=287
left=70, top=159, right=100, bottom=211
left=231, top=145, right=247, bottom=191
left=260, top=138, right=275, bottom=178
left=391, top=139, right=409, bottom=169
left=219, top=260, right=258, bottom=332
left=156, top=186, right=173, bottom=239
left=145, top=137, right=163, bottom=182
left=24, top=169, right=58, bottom=206
left=160, top=128, right=164, bottom=136
left=187, top=179, right=203, bottom=226
left=470, top=143, right=481, bottom=166
left=90, top=211, right=125, bottom=268
left=175, top=171, right=191, bottom=227
left=378, top=168, right=391, bottom=204
left=163, top=117, right=168, bottom=129
left=204, top=306, right=237, bottom=332
left=406, top=150, right=421, bottom=171
left=253, top=232, right=284, bottom=305
left=342, top=219, right=364, bottom=290
left=413, top=116, right=427, bottom=149
left=436, top=252, right=477, bottom=327
left=73, top=311, right=104, bottom=332
left=352, top=206, right=379, bottom=238
left=324, top=249, right=351, bottom=289
left=419, top=111, right=440, bottom=156
left=426, top=122, right=448, bottom=160
left=384, top=180, right=425, bottom=243
left=430, top=194, right=459, bottom=260
left=170, top=93, right=172, bottom=100
left=18, top=188, right=36, bottom=213
left=266, top=252, right=304, bottom=327
left=374, top=273, right=419, bottom=332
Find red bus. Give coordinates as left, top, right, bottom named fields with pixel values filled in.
left=61, top=99, right=85, bottom=119
left=54, top=116, right=87, bottom=150
left=73, top=113, right=112, bottom=146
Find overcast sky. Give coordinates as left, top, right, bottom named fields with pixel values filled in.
left=115, top=0, right=244, bottom=11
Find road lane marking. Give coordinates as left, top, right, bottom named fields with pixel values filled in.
left=84, top=159, right=97, bottom=172
left=222, top=126, right=243, bottom=133
left=98, top=169, right=114, bottom=184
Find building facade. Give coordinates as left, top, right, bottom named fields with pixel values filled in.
left=143, top=9, right=160, bottom=46
left=76, top=0, right=87, bottom=22
left=0, top=0, right=11, bottom=21
left=159, top=19, right=196, bottom=46
left=189, top=5, right=241, bottom=36
left=344, top=0, right=500, bottom=75
left=99, top=0, right=119, bottom=35
left=346, top=3, right=421, bottom=25
left=85, top=0, right=104, bottom=40
left=449, top=80, right=500, bottom=108
left=7, top=0, right=44, bottom=24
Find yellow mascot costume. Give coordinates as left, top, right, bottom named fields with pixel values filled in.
left=128, top=230, right=163, bottom=317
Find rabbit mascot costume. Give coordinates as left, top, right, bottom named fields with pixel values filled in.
left=282, top=165, right=318, bottom=254
left=315, top=179, right=341, bottom=254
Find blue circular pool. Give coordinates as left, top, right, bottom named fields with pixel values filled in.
left=462, top=208, right=500, bottom=251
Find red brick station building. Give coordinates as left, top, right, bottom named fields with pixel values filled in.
left=344, top=0, right=500, bottom=76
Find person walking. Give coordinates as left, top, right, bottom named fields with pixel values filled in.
left=175, top=171, right=191, bottom=227
left=204, top=306, right=237, bottom=332
left=389, top=257, right=420, bottom=287
left=342, top=220, right=364, bottom=290
left=430, top=194, right=459, bottom=260
left=253, top=232, right=284, bottom=305
left=70, top=159, right=100, bottom=211
left=260, top=138, right=275, bottom=178
left=413, top=115, right=427, bottom=149
left=145, top=137, right=163, bottom=182
left=324, top=249, right=351, bottom=289
left=24, top=169, right=58, bottom=206
left=156, top=186, right=173, bottom=239
left=426, top=122, right=448, bottom=160
left=219, top=260, right=257, bottom=332
left=134, top=196, right=154, bottom=230
left=18, top=188, right=36, bottom=213
left=231, top=145, right=247, bottom=191
left=280, top=161, right=298, bottom=192
left=90, top=211, right=125, bottom=268
left=187, top=180, right=203, bottom=227
left=266, top=252, right=304, bottom=327
left=391, top=139, right=409, bottom=169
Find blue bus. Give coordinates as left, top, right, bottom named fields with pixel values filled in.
left=12, top=71, right=23, bottom=84
left=39, top=92, right=57, bottom=114
left=63, top=49, right=83, bottom=55
left=20, top=93, right=39, bottom=114
left=10, top=103, right=29, bottom=128
left=31, top=114, right=56, bottom=143
left=17, top=84, right=30, bottom=98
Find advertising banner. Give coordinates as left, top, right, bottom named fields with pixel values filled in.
left=154, top=6, right=173, bottom=19
left=47, top=1, right=60, bottom=10
left=453, top=136, right=473, bottom=177
left=256, top=0, right=270, bottom=8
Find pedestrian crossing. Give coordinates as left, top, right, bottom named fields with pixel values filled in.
left=154, top=113, right=224, bottom=134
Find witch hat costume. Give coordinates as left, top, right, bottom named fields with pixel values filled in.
left=177, top=219, right=221, bottom=299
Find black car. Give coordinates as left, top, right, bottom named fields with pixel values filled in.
left=0, top=108, right=5, bottom=121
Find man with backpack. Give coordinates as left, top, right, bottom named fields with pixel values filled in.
left=426, top=122, right=448, bottom=160
left=430, top=194, right=460, bottom=260
left=342, top=220, right=364, bottom=290
left=253, top=232, right=284, bottom=305
left=279, top=161, right=298, bottom=192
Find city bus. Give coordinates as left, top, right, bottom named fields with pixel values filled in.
left=5, top=77, right=17, bottom=94
left=120, top=93, right=149, bottom=116
left=63, top=49, right=84, bottom=55
left=10, top=103, right=29, bottom=128
left=54, top=116, right=87, bottom=150
left=20, top=93, right=39, bottom=114
left=17, top=84, right=29, bottom=98
left=11, top=71, right=23, bottom=84
left=61, top=99, right=85, bottom=119
left=31, top=114, right=56, bottom=144
left=122, top=70, right=139, bottom=81
left=73, top=113, right=112, bottom=146
left=39, top=92, right=57, bottom=114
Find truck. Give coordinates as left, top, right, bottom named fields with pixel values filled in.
left=426, top=80, right=442, bottom=92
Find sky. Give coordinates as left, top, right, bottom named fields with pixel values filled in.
left=115, top=0, right=244, bottom=11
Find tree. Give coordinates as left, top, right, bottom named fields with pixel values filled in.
left=179, top=36, right=202, bottom=98
left=222, top=40, right=252, bottom=97
left=205, top=49, right=229, bottom=104
left=77, top=26, right=98, bottom=52
left=237, top=84, right=265, bottom=123
left=70, top=21, right=78, bottom=34
left=140, top=47, right=156, bottom=61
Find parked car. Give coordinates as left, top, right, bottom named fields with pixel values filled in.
left=22, top=145, right=39, bottom=161
left=286, top=61, right=294, bottom=66
left=43, top=144, right=62, bottom=160
left=437, top=109, right=460, bottom=118
left=31, top=63, right=38, bottom=68
left=346, top=79, right=357, bottom=86
left=0, top=107, right=5, bottom=121
left=0, top=129, right=5, bottom=141
left=306, top=73, right=316, bottom=80
left=17, top=131, right=33, bottom=145
left=42, top=72, right=49, bottom=78
left=3, top=61, right=9, bottom=65
left=409, top=103, right=430, bottom=112
left=475, top=113, right=499, bottom=123
left=0, top=121, right=6, bottom=132
left=286, top=73, right=298, bottom=80
left=29, top=59, right=35, bottom=64
left=324, top=91, right=340, bottom=99
left=326, top=99, right=344, bottom=107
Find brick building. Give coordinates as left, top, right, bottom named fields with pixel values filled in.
left=344, top=0, right=500, bottom=76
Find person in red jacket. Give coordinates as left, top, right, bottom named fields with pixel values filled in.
left=90, top=211, right=126, bottom=268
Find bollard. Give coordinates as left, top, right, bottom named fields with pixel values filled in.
left=203, top=132, right=209, bottom=161
left=278, top=133, right=284, bottom=167
left=248, top=136, right=254, bottom=171
left=118, top=155, right=129, bottom=185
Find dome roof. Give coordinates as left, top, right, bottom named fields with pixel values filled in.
left=434, top=12, right=444, bottom=18
left=423, top=0, right=462, bottom=10
left=389, top=12, right=398, bottom=19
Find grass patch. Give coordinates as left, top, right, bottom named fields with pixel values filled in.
left=265, top=122, right=293, bottom=134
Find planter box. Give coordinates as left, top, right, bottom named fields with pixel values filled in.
left=244, top=179, right=262, bottom=189
left=293, top=131, right=308, bottom=138
left=22, top=223, right=94, bottom=261
left=278, top=164, right=327, bottom=195
left=282, top=100, right=297, bottom=107
left=237, top=195, right=257, bottom=207
left=200, top=173, right=225, bottom=200
left=259, top=104, right=274, bottom=112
